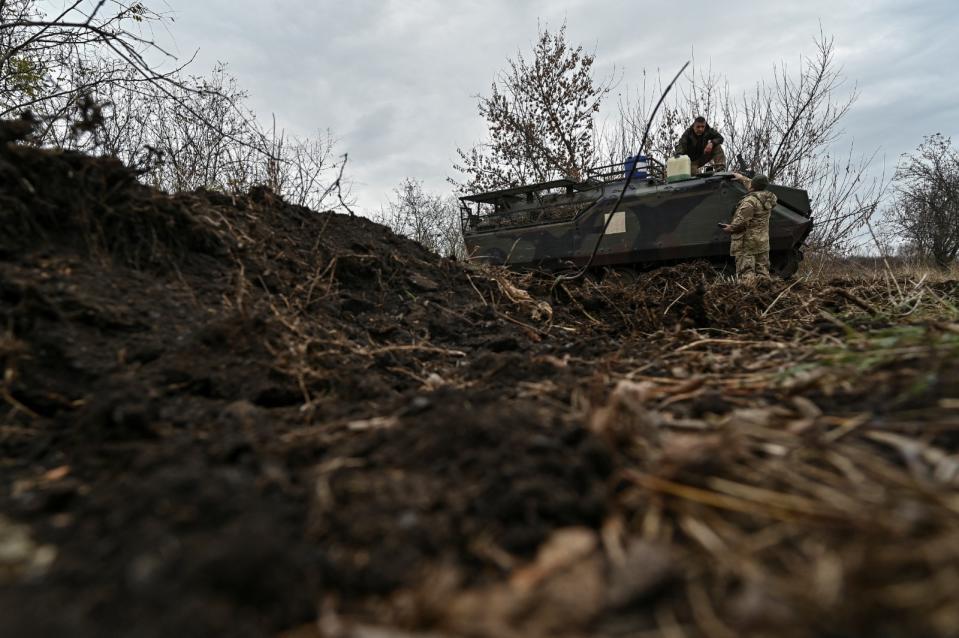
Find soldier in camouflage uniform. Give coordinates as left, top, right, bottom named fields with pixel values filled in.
left=720, top=173, right=777, bottom=280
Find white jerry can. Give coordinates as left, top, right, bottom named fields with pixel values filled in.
left=666, top=155, right=692, bottom=182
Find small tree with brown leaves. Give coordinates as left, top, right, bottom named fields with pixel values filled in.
left=453, top=24, right=611, bottom=193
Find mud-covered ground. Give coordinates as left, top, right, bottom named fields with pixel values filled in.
left=2, top=120, right=959, bottom=638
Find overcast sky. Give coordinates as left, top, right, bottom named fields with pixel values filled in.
left=149, top=0, right=957, bottom=212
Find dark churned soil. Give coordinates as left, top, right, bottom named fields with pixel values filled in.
left=2, top=119, right=959, bottom=638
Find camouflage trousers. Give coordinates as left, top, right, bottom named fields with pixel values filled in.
left=692, top=146, right=727, bottom=174
left=734, top=251, right=770, bottom=280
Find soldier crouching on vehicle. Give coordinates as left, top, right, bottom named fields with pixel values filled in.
left=719, top=173, right=777, bottom=280
left=675, top=116, right=726, bottom=174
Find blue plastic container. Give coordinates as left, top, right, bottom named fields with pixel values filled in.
left=624, top=155, right=648, bottom=180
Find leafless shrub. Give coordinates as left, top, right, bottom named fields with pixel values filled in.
left=89, top=65, right=254, bottom=188
left=374, top=179, right=463, bottom=258
left=1, top=1, right=206, bottom=142
left=262, top=123, right=344, bottom=211
left=1, top=1, right=350, bottom=210
left=887, top=134, right=959, bottom=268
left=802, top=145, right=887, bottom=254
left=91, top=64, right=350, bottom=209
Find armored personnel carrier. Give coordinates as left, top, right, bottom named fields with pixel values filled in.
left=459, top=159, right=813, bottom=278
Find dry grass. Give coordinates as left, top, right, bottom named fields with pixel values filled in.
left=801, top=252, right=959, bottom=283
left=307, top=267, right=959, bottom=638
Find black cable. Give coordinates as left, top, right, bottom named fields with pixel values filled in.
left=557, top=60, right=690, bottom=282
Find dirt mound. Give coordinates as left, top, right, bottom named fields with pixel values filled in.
left=2, top=121, right=959, bottom=638
left=0, top=121, right=612, bottom=637
left=0, top=123, right=222, bottom=268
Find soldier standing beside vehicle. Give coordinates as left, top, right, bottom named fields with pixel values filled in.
left=675, top=116, right=726, bottom=174
left=719, top=173, right=777, bottom=280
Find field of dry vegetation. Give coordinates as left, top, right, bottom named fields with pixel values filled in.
left=1, top=120, right=958, bottom=638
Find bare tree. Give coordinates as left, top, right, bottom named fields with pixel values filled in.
left=374, top=179, right=463, bottom=258
left=0, top=1, right=207, bottom=142
left=888, top=134, right=959, bottom=268
left=801, top=145, right=887, bottom=254
left=452, top=23, right=611, bottom=193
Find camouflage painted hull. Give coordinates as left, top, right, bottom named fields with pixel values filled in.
left=461, top=173, right=813, bottom=274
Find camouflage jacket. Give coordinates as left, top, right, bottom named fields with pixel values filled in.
left=675, top=125, right=724, bottom=163
left=728, top=190, right=777, bottom=256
